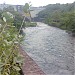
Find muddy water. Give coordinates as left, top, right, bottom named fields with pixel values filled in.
left=22, top=22, right=74, bottom=75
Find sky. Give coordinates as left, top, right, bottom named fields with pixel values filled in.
left=0, top=0, right=75, bottom=7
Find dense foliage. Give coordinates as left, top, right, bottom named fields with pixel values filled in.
left=38, top=2, right=75, bottom=33
left=0, top=14, right=24, bottom=75
left=0, top=3, right=37, bottom=75
left=62, top=12, right=75, bottom=32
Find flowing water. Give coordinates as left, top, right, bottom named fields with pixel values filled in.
left=22, top=22, right=74, bottom=75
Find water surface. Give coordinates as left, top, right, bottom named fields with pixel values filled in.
left=22, top=22, right=74, bottom=75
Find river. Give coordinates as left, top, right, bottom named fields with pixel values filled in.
left=22, top=22, right=74, bottom=75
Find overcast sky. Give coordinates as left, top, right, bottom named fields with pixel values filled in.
left=0, top=0, right=75, bottom=7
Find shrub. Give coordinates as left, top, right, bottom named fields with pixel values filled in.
left=0, top=16, right=24, bottom=75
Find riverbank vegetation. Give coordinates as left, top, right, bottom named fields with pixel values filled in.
left=0, top=3, right=37, bottom=75
left=2, top=3, right=37, bottom=31
left=0, top=13, right=24, bottom=75
left=38, top=2, right=75, bottom=34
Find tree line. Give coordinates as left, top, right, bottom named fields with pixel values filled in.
left=38, top=2, right=75, bottom=34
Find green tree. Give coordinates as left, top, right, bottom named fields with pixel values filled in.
left=23, top=3, right=29, bottom=13
left=2, top=12, right=14, bottom=24
left=64, top=12, right=75, bottom=33
left=13, top=12, right=24, bottom=31
left=0, top=11, right=24, bottom=75
left=23, top=3, right=32, bottom=22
